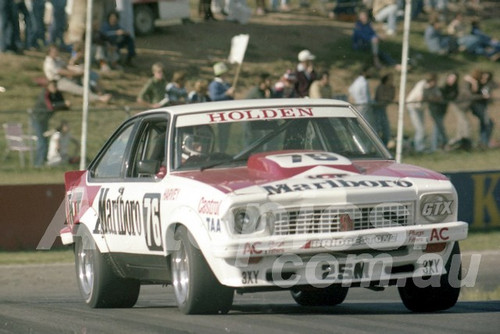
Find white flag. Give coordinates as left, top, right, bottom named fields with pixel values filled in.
left=228, top=34, right=249, bottom=64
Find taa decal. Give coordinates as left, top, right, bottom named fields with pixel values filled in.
left=206, top=217, right=221, bottom=232
left=430, top=227, right=449, bottom=241
left=242, top=270, right=259, bottom=284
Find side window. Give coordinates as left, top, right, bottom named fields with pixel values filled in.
left=130, top=120, right=168, bottom=178
left=92, top=123, right=135, bottom=179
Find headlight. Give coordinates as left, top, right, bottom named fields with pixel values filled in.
left=231, top=206, right=275, bottom=235
left=420, top=193, right=455, bottom=223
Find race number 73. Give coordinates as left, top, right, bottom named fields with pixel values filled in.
left=143, top=193, right=163, bottom=251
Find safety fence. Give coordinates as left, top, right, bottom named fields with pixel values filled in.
left=0, top=95, right=498, bottom=168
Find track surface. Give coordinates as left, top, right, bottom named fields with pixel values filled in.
left=0, top=251, right=499, bottom=334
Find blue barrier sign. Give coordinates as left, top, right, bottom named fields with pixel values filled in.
left=446, top=170, right=500, bottom=228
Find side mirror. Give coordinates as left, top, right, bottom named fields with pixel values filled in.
left=136, top=160, right=160, bottom=177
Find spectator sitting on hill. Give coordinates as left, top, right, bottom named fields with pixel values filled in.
left=47, top=120, right=80, bottom=166
left=99, top=11, right=136, bottom=66
left=137, top=62, right=169, bottom=108
left=188, top=79, right=211, bottom=103
left=372, top=0, right=398, bottom=36
left=470, top=19, right=500, bottom=62
left=43, top=44, right=112, bottom=103
left=447, top=13, right=483, bottom=55
left=165, top=71, right=188, bottom=105
left=424, top=16, right=456, bottom=55
left=352, top=10, right=396, bottom=68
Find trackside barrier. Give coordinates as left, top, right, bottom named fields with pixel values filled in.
left=446, top=170, right=500, bottom=229
left=0, top=170, right=498, bottom=250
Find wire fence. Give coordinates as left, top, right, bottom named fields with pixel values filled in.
left=0, top=95, right=498, bottom=169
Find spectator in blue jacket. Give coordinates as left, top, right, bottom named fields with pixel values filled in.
left=352, top=10, right=396, bottom=68
left=100, top=11, right=136, bottom=66
left=208, top=62, right=234, bottom=101
left=208, top=62, right=234, bottom=152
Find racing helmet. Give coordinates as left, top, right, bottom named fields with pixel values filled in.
left=181, top=125, right=215, bottom=161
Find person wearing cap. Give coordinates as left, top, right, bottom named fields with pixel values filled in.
left=294, top=49, right=317, bottom=98
left=208, top=62, right=235, bottom=102
left=208, top=62, right=235, bottom=152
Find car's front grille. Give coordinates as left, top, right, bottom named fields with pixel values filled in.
left=272, top=202, right=414, bottom=235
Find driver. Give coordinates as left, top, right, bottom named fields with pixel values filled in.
left=180, top=125, right=215, bottom=165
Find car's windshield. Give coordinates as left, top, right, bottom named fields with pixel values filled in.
left=173, top=107, right=389, bottom=170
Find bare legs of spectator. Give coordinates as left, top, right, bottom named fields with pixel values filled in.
left=374, top=4, right=398, bottom=36
left=56, top=78, right=111, bottom=103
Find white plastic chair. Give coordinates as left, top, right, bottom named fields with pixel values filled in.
left=2, top=122, right=37, bottom=168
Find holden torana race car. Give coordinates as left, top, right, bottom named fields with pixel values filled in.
left=61, top=98, right=468, bottom=314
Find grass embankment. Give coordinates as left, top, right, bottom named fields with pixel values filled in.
left=1, top=5, right=500, bottom=178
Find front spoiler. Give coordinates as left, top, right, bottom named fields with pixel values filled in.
left=209, top=221, right=468, bottom=259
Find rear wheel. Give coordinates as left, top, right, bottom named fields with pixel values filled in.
left=171, top=226, right=234, bottom=314
left=398, top=242, right=461, bottom=312
left=74, top=226, right=140, bottom=308
left=134, top=5, right=155, bottom=35
left=291, top=284, right=349, bottom=306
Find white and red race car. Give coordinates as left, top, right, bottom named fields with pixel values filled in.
left=61, top=99, right=468, bottom=314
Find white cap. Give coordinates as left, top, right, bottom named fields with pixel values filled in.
left=213, top=62, right=228, bottom=76
left=298, top=49, right=315, bottom=62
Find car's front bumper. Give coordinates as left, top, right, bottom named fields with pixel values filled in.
left=206, top=221, right=468, bottom=288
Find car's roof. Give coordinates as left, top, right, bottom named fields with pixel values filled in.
left=136, top=98, right=352, bottom=117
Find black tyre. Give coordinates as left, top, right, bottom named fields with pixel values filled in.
left=291, top=284, right=349, bottom=306
left=134, top=5, right=155, bottom=35
left=171, top=226, right=234, bottom=314
left=74, top=225, right=140, bottom=308
left=398, top=242, right=461, bottom=312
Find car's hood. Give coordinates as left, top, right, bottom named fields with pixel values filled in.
left=173, top=151, right=448, bottom=195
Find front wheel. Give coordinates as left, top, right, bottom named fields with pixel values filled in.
left=398, top=242, right=462, bottom=312
left=74, top=225, right=140, bottom=308
left=171, top=226, right=234, bottom=314
left=291, top=284, right=349, bottom=306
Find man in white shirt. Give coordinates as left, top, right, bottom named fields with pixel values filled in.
left=349, top=65, right=373, bottom=126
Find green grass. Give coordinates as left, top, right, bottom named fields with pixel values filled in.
left=460, top=286, right=500, bottom=301
left=0, top=248, right=73, bottom=265
left=460, top=229, right=500, bottom=252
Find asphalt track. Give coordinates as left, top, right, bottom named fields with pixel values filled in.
left=0, top=251, right=499, bottom=334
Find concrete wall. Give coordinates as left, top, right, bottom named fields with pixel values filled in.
left=0, top=170, right=498, bottom=250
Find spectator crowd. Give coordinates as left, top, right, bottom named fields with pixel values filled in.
left=1, top=0, right=498, bottom=167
